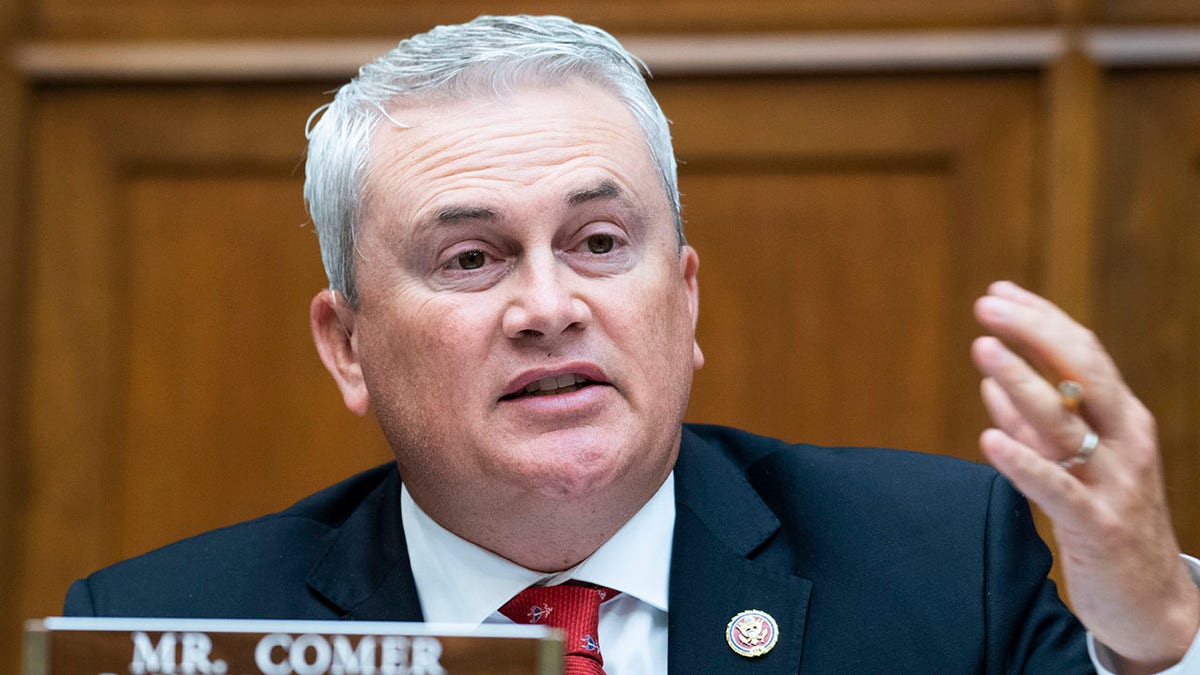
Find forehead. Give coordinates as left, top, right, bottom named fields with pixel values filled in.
left=360, top=80, right=665, bottom=227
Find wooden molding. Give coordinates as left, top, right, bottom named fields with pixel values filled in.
left=17, top=28, right=1200, bottom=83
left=14, top=30, right=1067, bottom=82
left=630, top=30, right=1064, bottom=74
left=14, top=40, right=396, bottom=82
left=1086, top=28, right=1200, bottom=66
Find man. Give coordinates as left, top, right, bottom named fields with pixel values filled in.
left=65, top=15, right=1200, bottom=674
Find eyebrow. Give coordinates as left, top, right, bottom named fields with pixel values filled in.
left=434, top=205, right=499, bottom=224
left=423, top=179, right=625, bottom=230
left=566, top=180, right=624, bottom=207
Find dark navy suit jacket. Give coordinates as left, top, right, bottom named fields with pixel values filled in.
left=65, top=424, right=1093, bottom=673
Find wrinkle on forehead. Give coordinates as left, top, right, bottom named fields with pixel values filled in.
left=359, top=81, right=659, bottom=237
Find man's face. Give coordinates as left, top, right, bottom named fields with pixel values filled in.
left=318, top=79, right=702, bottom=527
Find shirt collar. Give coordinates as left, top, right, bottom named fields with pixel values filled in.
left=403, top=473, right=675, bottom=625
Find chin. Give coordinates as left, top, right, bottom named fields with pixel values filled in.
left=502, top=435, right=633, bottom=496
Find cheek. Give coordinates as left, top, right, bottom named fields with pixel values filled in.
left=358, top=303, right=496, bottom=459
left=360, top=301, right=489, bottom=397
left=609, top=277, right=697, bottom=379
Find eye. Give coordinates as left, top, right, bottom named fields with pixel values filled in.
left=585, top=233, right=615, bottom=254
left=453, top=250, right=487, bottom=270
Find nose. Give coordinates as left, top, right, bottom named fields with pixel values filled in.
left=501, top=252, right=591, bottom=341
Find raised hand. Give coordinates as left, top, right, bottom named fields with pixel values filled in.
left=972, top=281, right=1199, bottom=673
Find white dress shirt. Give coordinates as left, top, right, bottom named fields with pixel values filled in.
left=402, top=474, right=674, bottom=674
left=402, top=473, right=1200, bottom=674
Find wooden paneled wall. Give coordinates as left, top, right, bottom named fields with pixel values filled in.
left=4, top=2, right=1200, bottom=672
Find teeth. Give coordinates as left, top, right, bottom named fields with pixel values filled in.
left=522, top=373, right=588, bottom=396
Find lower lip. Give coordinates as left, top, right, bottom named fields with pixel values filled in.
left=500, top=383, right=612, bottom=415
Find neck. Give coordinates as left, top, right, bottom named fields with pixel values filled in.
left=408, top=470, right=669, bottom=573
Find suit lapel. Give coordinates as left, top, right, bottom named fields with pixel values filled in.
left=305, top=466, right=425, bottom=621
left=669, top=427, right=812, bottom=674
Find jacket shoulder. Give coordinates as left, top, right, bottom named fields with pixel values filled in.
left=681, top=422, right=1026, bottom=574
left=683, top=422, right=996, bottom=489
left=64, top=463, right=399, bottom=619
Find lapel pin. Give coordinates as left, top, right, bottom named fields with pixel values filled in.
left=726, top=609, right=779, bottom=657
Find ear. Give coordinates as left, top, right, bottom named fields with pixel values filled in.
left=310, top=289, right=371, bottom=416
left=680, top=245, right=705, bottom=371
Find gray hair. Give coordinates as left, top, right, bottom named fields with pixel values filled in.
left=304, top=14, right=682, bottom=305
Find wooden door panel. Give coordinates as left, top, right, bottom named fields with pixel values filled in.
left=21, top=84, right=394, bottom=623
left=120, top=174, right=390, bottom=557
left=662, top=75, right=1040, bottom=460
left=684, top=170, right=958, bottom=452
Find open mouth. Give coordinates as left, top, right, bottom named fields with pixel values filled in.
left=502, top=373, right=595, bottom=400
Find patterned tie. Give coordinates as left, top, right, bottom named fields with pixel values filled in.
left=499, top=581, right=619, bottom=675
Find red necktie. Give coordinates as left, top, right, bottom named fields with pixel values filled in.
left=499, top=581, right=619, bottom=675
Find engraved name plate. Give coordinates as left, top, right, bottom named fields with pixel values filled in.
left=24, top=617, right=563, bottom=675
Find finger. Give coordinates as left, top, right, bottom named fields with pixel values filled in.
left=974, top=290, right=1128, bottom=435
left=984, top=280, right=1061, bottom=313
left=979, top=428, right=1094, bottom=523
left=974, top=291, right=1078, bottom=383
left=980, top=376, right=1107, bottom=483
left=973, top=288, right=1099, bottom=381
left=980, top=377, right=1049, bottom=453
left=972, top=336, right=1094, bottom=462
